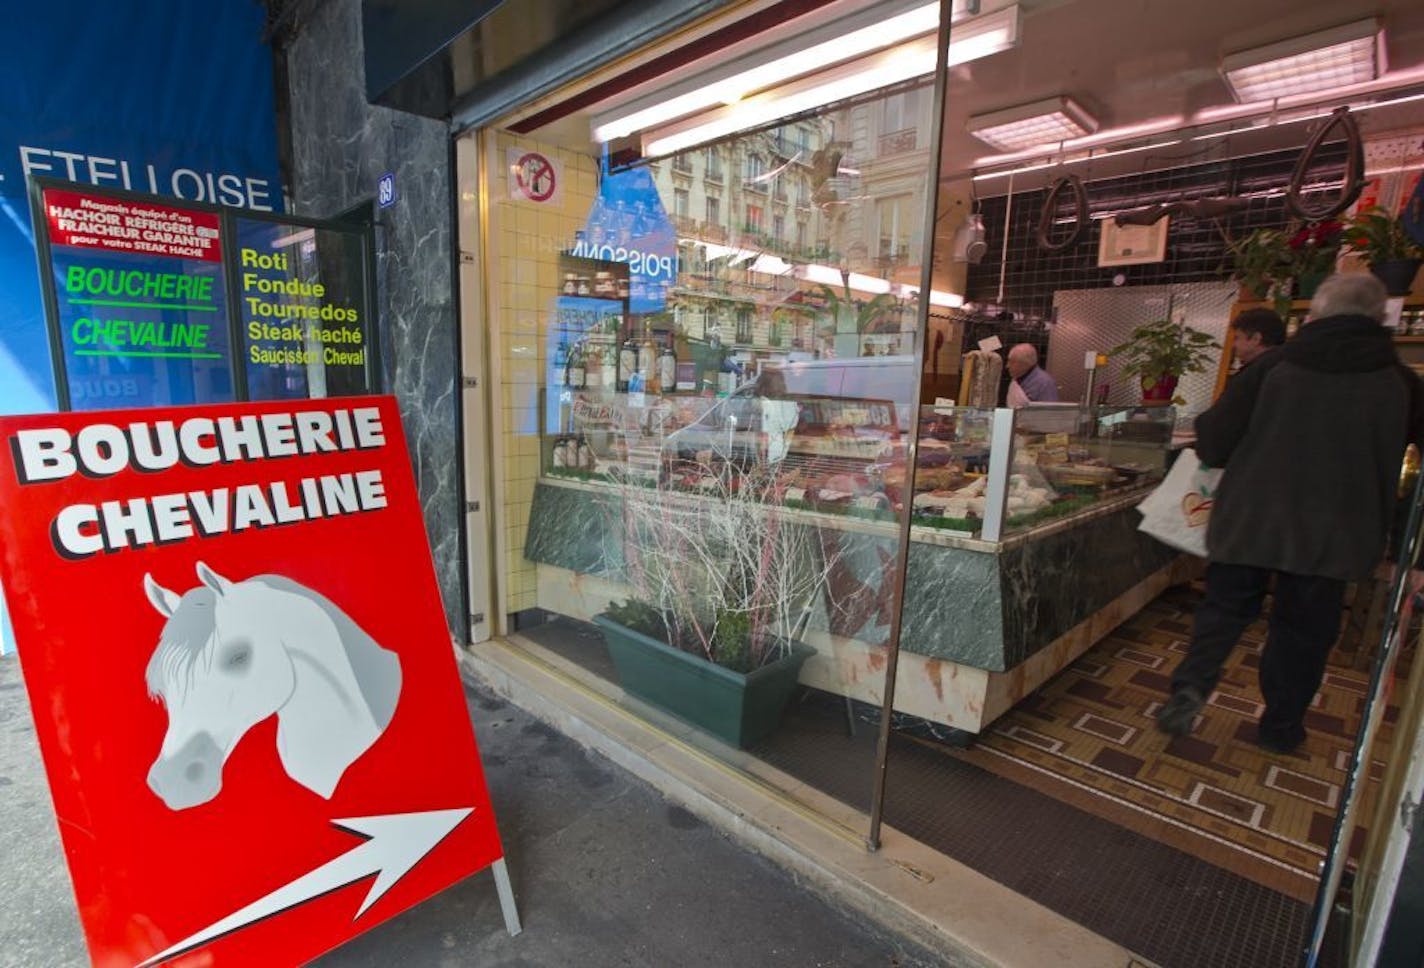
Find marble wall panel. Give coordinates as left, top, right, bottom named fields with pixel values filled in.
left=998, top=505, right=1180, bottom=668
left=525, top=481, right=625, bottom=578
left=284, top=0, right=464, bottom=637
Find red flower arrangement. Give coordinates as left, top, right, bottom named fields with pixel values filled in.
left=1287, top=220, right=1344, bottom=277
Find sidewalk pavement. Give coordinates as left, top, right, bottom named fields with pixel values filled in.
left=0, top=655, right=935, bottom=968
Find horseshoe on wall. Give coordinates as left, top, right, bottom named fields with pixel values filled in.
left=1036, top=174, right=1090, bottom=253
left=1287, top=106, right=1366, bottom=221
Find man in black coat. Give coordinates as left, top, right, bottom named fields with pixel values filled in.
left=1157, top=273, right=1424, bottom=752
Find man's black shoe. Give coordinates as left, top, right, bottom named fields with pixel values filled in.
left=1157, top=687, right=1204, bottom=737
left=1255, top=723, right=1306, bottom=755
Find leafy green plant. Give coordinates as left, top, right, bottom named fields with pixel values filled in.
left=1228, top=228, right=1292, bottom=298
left=1344, top=207, right=1424, bottom=264
left=1106, top=319, right=1221, bottom=383
left=812, top=283, right=898, bottom=335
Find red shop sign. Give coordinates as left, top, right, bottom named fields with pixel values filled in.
left=0, top=396, right=510, bottom=966
left=42, top=187, right=223, bottom=262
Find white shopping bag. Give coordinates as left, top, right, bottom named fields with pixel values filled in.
left=1137, top=447, right=1222, bottom=557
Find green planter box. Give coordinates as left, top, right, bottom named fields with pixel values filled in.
left=593, top=614, right=814, bottom=748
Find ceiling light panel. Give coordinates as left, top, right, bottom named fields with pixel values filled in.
left=968, top=97, right=1097, bottom=151
left=1222, top=19, right=1384, bottom=103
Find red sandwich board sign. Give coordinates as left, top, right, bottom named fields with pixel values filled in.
left=0, top=396, right=518, bottom=966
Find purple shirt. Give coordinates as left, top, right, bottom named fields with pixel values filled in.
left=1017, top=365, right=1059, bottom=402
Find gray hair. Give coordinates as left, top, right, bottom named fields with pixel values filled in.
left=1308, top=272, right=1388, bottom=323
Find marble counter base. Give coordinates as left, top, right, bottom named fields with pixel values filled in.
left=535, top=554, right=1201, bottom=733
left=526, top=478, right=1181, bottom=672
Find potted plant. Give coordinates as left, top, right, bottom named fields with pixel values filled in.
left=1345, top=206, right=1424, bottom=296
left=594, top=450, right=842, bottom=748
left=1229, top=227, right=1292, bottom=306
left=1106, top=318, right=1221, bottom=403
left=1285, top=219, right=1344, bottom=299
left=813, top=282, right=898, bottom=358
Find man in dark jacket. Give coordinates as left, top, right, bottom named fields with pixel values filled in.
left=1231, top=307, right=1286, bottom=366
left=1157, top=273, right=1424, bottom=752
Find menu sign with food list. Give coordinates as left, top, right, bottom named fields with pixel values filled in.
left=235, top=216, right=374, bottom=401
left=31, top=180, right=377, bottom=410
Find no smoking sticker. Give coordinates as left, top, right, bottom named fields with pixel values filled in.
left=508, top=149, right=561, bottom=205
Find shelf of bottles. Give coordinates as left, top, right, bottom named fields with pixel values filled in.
left=548, top=253, right=753, bottom=407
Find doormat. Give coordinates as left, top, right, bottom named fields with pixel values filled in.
left=946, top=584, right=1403, bottom=902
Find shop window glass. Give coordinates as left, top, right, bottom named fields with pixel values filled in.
left=490, top=71, right=940, bottom=865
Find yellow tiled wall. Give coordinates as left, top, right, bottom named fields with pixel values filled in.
left=488, top=133, right=600, bottom=615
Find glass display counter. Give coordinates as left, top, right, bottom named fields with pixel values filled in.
left=527, top=380, right=1193, bottom=737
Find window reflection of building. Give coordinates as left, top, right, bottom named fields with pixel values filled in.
left=878, top=89, right=921, bottom=156
left=745, top=151, right=766, bottom=185
left=735, top=307, right=754, bottom=344
left=643, top=89, right=930, bottom=366
left=877, top=194, right=911, bottom=260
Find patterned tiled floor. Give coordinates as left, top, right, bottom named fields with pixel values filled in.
left=956, top=583, right=1406, bottom=902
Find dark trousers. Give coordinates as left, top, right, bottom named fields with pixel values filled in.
left=1170, top=562, right=1346, bottom=740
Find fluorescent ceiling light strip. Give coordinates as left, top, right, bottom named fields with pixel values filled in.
left=968, top=113, right=1184, bottom=169
left=972, top=139, right=1177, bottom=181
left=944, top=5, right=1020, bottom=67
left=1195, top=64, right=1424, bottom=126
left=593, top=0, right=939, bottom=143
left=644, top=6, right=1019, bottom=157
left=972, top=160, right=1056, bottom=181
left=1221, top=18, right=1382, bottom=104
left=645, top=40, right=939, bottom=156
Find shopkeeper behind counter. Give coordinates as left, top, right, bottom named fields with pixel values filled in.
left=1006, top=343, right=1059, bottom=407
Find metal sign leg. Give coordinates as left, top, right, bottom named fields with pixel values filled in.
left=491, top=857, right=522, bottom=936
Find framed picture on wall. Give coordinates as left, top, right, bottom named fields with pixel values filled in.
left=1097, top=215, right=1170, bottom=267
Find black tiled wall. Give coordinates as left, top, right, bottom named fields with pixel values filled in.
left=964, top=145, right=1347, bottom=323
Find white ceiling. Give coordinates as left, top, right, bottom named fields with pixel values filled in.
left=942, top=0, right=1424, bottom=184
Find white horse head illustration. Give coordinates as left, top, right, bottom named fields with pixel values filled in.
left=143, top=562, right=402, bottom=811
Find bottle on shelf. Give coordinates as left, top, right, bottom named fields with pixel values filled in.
left=703, top=332, right=723, bottom=395
left=638, top=325, right=655, bottom=384
left=600, top=344, right=617, bottom=390
left=618, top=336, right=638, bottom=393
left=568, top=343, right=585, bottom=389
left=658, top=339, right=677, bottom=395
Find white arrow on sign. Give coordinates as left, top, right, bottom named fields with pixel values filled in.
left=137, top=806, right=474, bottom=967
